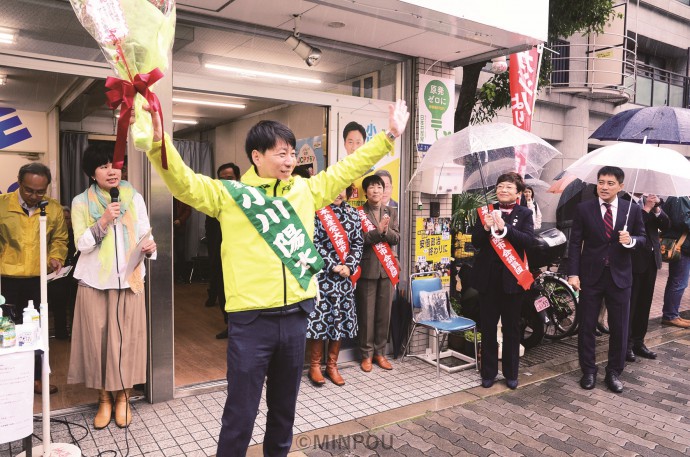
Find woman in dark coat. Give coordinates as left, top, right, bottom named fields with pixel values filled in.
left=306, top=185, right=363, bottom=386
left=471, top=172, right=535, bottom=390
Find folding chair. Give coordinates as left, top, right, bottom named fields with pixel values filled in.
left=402, top=272, right=478, bottom=377
left=188, top=236, right=209, bottom=283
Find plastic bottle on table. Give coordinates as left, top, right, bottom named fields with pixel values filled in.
left=23, top=300, right=40, bottom=327
left=0, top=308, right=16, bottom=348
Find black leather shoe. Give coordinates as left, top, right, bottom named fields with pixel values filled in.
left=580, top=373, right=596, bottom=390
left=605, top=373, right=623, bottom=393
left=215, top=328, right=228, bottom=339
left=632, top=344, right=657, bottom=359
left=481, top=378, right=495, bottom=388
left=506, top=379, right=518, bottom=390
left=625, top=348, right=636, bottom=363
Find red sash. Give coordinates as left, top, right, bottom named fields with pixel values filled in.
left=356, top=207, right=400, bottom=285
left=316, top=206, right=361, bottom=285
left=477, top=205, right=533, bottom=291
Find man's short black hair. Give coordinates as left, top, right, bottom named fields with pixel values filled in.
left=495, top=172, right=526, bottom=193
left=362, top=174, right=385, bottom=192
left=217, top=162, right=240, bottom=179
left=597, top=166, right=625, bottom=183
left=245, top=120, right=296, bottom=166
left=18, top=163, right=52, bottom=185
left=82, top=142, right=115, bottom=181
left=342, top=121, right=366, bottom=142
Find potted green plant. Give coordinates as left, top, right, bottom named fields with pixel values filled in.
left=451, top=190, right=496, bottom=235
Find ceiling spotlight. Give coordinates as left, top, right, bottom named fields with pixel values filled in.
left=0, top=75, right=6, bottom=86
left=285, top=14, right=321, bottom=67
left=172, top=119, right=198, bottom=125
left=285, top=35, right=321, bottom=67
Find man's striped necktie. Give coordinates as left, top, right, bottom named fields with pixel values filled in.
left=603, top=202, right=613, bottom=239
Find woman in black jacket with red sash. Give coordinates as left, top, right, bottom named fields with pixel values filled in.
left=471, top=172, right=536, bottom=390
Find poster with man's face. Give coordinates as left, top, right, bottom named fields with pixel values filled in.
left=338, top=113, right=399, bottom=209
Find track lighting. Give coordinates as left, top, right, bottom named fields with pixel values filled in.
left=285, top=15, right=322, bottom=67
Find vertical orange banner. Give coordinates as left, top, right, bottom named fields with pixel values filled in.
left=510, top=44, right=543, bottom=176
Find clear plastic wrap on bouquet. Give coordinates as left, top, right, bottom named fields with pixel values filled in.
left=69, top=0, right=176, bottom=168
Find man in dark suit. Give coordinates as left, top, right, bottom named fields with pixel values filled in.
left=355, top=174, right=400, bottom=372
left=567, top=166, right=646, bottom=393
left=627, top=194, right=669, bottom=362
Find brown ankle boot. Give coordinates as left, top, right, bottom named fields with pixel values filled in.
left=326, top=340, right=345, bottom=386
left=114, top=389, right=132, bottom=428
left=93, top=389, right=113, bottom=429
left=307, top=339, right=325, bottom=386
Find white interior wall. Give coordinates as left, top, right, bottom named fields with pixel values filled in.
left=214, top=104, right=325, bottom=177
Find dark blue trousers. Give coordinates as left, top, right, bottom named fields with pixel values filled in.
left=578, top=268, right=630, bottom=377
left=216, top=301, right=311, bottom=457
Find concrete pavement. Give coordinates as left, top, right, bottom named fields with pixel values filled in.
left=295, top=323, right=690, bottom=457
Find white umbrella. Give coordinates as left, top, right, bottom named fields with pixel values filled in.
left=566, top=143, right=690, bottom=196
left=565, top=142, right=690, bottom=228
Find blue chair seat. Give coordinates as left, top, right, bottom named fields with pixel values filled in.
left=418, top=316, right=476, bottom=332
left=402, top=272, right=478, bottom=377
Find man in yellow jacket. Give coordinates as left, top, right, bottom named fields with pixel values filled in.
left=142, top=100, right=409, bottom=457
left=0, top=163, right=68, bottom=394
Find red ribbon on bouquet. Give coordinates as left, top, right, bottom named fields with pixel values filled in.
left=105, top=68, right=168, bottom=170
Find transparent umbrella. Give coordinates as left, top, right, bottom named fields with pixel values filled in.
left=408, top=123, right=560, bottom=204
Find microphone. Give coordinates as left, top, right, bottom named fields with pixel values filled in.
left=38, top=200, right=49, bottom=216
left=110, top=187, right=120, bottom=203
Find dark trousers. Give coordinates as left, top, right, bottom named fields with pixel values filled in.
left=479, top=286, right=524, bottom=382
left=207, top=247, right=227, bottom=322
left=216, top=306, right=309, bottom=457
left=1, top=276, right=42, bottom=380
left=629, top=263, right=657, bottom=347
left=578, top=268, right=630, bottom=377
left=48, top=276, right=77, bottom=338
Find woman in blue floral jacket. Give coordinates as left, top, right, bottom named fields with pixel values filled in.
left=306, top=185, right=363, bottom=386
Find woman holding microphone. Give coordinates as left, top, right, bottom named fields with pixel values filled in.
left=68, top=144, right=156, bottom=429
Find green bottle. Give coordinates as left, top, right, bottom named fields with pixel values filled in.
left=0, top=308, right=16, bottom=348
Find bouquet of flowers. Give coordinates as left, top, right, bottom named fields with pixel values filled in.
left=69, top=0, right=176, bottom=168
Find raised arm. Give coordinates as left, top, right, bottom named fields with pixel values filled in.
left=140, top=104, right=226, bottom=218
left=307, top=100, right=410, bottom=209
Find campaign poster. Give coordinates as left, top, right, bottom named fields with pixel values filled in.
left=417, top=74, right=455, bottom=157
left=337, top=112, right=399, bottom=209
left=414, top=217, right=452, bottom=285
left=295, top=135, right=325, bottom=176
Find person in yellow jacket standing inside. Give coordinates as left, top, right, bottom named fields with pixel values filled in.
left=0, top=163, right=68, bottom=394
left=138, top=100, right=409, bottom=457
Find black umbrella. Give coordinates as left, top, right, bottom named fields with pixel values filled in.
left=590, top=106, right=690, bottom=145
